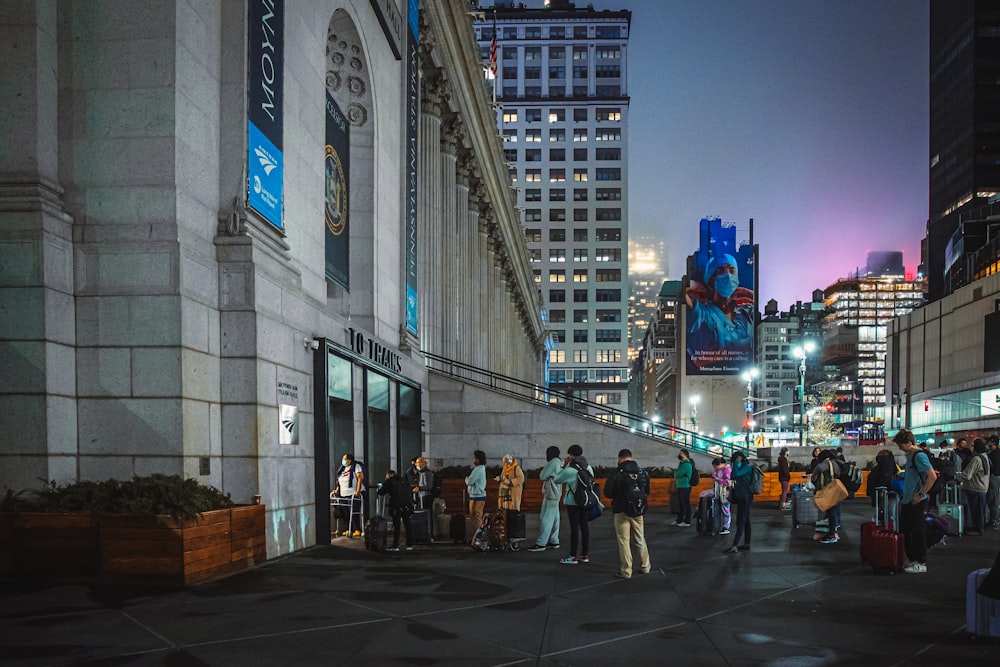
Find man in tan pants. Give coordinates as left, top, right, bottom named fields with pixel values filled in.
left=603, top=448, right=651, bottom=579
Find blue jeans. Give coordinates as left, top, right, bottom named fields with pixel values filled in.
left=826, top=503, right=842, bottom=535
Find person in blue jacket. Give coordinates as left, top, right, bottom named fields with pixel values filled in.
left=465, top=450, right=487, bottom=533
left=724, top=450, right=753, bottom=553
left=552, top=444, right=593, bottom=565
left=528, top=446, right=563, bottom=552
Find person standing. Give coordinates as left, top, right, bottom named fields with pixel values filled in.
left=777, top=448, right=792, bottom=510
left=604, top=449, right=651, bottom=579
left=496, top=454, right=525, bottom=510
left=987, top=435, right=1000, bottom=528
left=958, top=438, right=991, bottom=535
left=893, top=429, right=937, bottom=573
left=528, top=446, right=563, bottom=552
left=377, top=470, right=413, bottom=552
left=673, top=449, right=693, bottom=527
left=407, top=456, right=435, bottom=537
left=712, top=457, right=732, bottom=535
left=724, top=450, right=753, bottom=553
left=334, top=453, right=365, bottom=536
left=466, top=450, right=487, bottom=532
left=810, top=449, right=844, bottom=544
left=867, top=448, right=898, bottom=506
left=553, top=444, right=592, bottom=564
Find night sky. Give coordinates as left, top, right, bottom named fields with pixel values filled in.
left=556, top=0, right=930, bottom=309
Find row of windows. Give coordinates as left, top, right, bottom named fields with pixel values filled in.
left=508, top=147, right=621, bottom=161
left=501, top=107, right=622, bottom=124
left=518, top=168, right=621, bottom=182
left=533, top=269, right=623, bottom=282
left=547, top=309, right=622, bottom=323
left=523, top=187, right=621, bottom=202
left=502, top=128, right=623, bottom=143
left=548, top=288, right=622, bottom=301
left=524, top=208, right=622, bottom=222
left=549, top=329, right=623, bottom=344
left=507, top=64, right=621, bottom=79
left=548, top=369, right=625, bottom=383
left=525, top=228, right=623, bottom=244
left=481, top=27, right=623, bottom=42
left=530, top=250, right=622, bottom=265
left=549, top=349, right=623, bottom=363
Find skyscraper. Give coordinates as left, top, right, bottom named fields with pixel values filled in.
left=476, top=2, right=632, bottom=418
left=628, top=236, right=668, bottom=361
left=926, top=1, right=1000, bottom=301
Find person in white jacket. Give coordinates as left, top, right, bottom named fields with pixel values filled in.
left=528, top=446, right=563, bottom=552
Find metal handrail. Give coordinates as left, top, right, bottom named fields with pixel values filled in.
left=423, top=351, right=745, bottom=460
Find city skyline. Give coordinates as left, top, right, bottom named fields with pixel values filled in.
left=562, top=0, right=930, bottom=309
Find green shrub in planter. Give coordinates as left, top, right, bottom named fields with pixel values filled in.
left=1, top=474, right=233, bottom=521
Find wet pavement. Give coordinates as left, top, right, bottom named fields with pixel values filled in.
left=1, top=500, right=998, bottom=666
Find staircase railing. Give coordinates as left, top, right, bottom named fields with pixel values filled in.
left=423, top=351, right=746, bottom=460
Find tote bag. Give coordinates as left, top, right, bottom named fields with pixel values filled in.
left=814, top=461, right=849, bottom=512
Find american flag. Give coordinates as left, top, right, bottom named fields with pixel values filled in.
left=488, top=32, right=497, bottom=76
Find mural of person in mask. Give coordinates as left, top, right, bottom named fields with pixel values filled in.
left=684, top=253, right=754, bottom=373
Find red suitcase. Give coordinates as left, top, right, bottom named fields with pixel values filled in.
left=860, top=488, right=905, bottom=574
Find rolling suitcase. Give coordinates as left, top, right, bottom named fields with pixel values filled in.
left=407, top=493, right=432, bottom=546
left=860, top=487, right=905, bottom=574
left=696, top=493, right=721, bottom=535
left=873, top=486, right=900, bottom=532
left=505, top=509, right=526, bottom=540
left=365, top=496, right=388, bottom=552
left=938, top=482, right=964, bottom=536
left=450, top=513, right=467, bottom=543
left=966, top=568, right=1000, bottom=639
left=791, top=487, right=821, bottom=528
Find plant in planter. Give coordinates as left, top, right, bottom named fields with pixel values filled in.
left=0, top=475, right=263, bottom=587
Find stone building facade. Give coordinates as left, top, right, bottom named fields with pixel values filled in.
left=0, top=0, right=544, bottom=557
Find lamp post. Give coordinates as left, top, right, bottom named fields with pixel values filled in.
left=793, top=341, right=816, bottom=447
left=741, top=367, right=759, bottom=446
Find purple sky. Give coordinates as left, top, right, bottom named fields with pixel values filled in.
left=609, top=0, right=929, bottom=310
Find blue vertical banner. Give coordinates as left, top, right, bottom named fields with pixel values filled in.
left=404, top=0, right=419, bottom=334
left=685, top=217, right=756, bottom=375
left=247, top=0, right=284, bottom=231
left=325, top=93, right=350, bottom=288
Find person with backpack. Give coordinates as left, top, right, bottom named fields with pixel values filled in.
left=712, top=457, right=732, bottom=535
left=552, top=444, right=593, bottom=565
left=724, top=450, right=754, bottom=553
left=407, top=456, right=435, bottom=537
left=673, top=449, right=694, bottom=527
left=377, top=469, right=413, bottom=552
left=603, top=448, right=651, bottom=579
left=528, top=446, right=563, bottom=552
left=892, top=428, right=938, bottom=573
left=957, top=438, right=991, bottom=535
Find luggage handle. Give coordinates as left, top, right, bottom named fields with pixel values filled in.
left=874, top=486, right=895, bottom=530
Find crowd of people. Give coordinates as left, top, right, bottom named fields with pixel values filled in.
left=335, top=430, right=1000, bottom=579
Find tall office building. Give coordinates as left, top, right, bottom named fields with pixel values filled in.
left=476, top=2, right=632, bottom=418
left=628, top=236, right=668, bottom=361
left=925, top=1, right=1000, bottom=301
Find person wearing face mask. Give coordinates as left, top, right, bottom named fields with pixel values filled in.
left=334, top=453, right=365, bottom=536
left=684, top=253, right=754, bottom=372
left=673, top=450, right=693, bottom=527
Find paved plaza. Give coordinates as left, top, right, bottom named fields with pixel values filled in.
left=2, top=500, right=998, bottom=666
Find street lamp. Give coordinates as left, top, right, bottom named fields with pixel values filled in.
left=793, top=341, right=817, bottom=447
left=741, top=367, right=759, bottom=445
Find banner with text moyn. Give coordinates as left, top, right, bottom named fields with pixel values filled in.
left=325, top=93, right=350, bottom=288
left=247, top=0, right=285, bottom=231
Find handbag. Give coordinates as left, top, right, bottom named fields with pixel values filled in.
left=814, top=461, right=848, bottom=512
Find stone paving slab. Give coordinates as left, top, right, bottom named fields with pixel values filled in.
left=1, top=501, right=998, bottom=666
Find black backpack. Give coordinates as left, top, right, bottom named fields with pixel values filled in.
left=571, top=462, right=601, bottom=510
left=430, top=471, right=442, bottom=498
left=689, top=461, right=700, bottom=486
left=620, top=467, right=649, bottom=517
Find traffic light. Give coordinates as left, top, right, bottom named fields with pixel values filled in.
left=744, top=419, right=752, bottom=430
left=825, top=402, right=833, bottom=412
left=924, top=400, right=930, bottom=412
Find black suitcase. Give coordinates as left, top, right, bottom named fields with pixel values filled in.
left=407, top=509, right=431, bottom=545
left=791, top=487, right=820, bottom=528
left=506, top=509, right=526, bottom=540
left=450, top=513, right=467, bottom=543
left=697, top=494, right=721, bottom=535
left=365, top=497, right=387, bottom=552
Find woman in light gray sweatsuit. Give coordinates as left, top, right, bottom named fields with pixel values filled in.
left=528, top=446, right=562, bottom=552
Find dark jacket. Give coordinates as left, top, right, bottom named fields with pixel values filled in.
left=810, top=450, right=843, bottom=489
left=777, top=454, right=791, bottom=482
left=867, top=452, right=897, bottom=498
left=377, top=475, right=413, bottom=519
left=604, top=460, right=650, bottom=514
left=731, top=458, right=753, bottom=502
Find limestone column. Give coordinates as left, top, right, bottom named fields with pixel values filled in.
left=477, top=211, right=492, bottom=370
left=0, top=2, right=77, bottom=489
left=418, top=71, right=445, bottom=357
left=465, top=180, right=484, bottom=368
left=453, top=157, right=471, bottom=366
left=439, top=114, right=459, bottom=362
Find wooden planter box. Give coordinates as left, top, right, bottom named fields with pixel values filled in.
left=0, top=505, right=265, bottom=587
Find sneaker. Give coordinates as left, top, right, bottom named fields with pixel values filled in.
left=527, top=544, right=547, bottom=552
left=678, top=522, right=691, bottom=527
left=405, top=546, right=414, bottom=551
left=614, top=572, right=630, bottom=579
left=723, top=546, right=739, bottom=554
left=904, top=562, right=928, bottom=574
left=737, top=544, right=751, bottom=552
left=352, top=530, right=362, bottom=537
left=386, top=546, right=399, bottom=552
left=559, top=556, right=578, bottom=565
left=640, top=568, right=651, bottom=575
left=820, top=535, right=839, bottom=544
left=546, top=543, right=560, bottom=549
left=717, top=529, right=731, bottom=535
left=577, top=555, right=590, bottom=563
left=340, top=530, right=350, bottom=536
left=672, top=521, right=683, bottom=527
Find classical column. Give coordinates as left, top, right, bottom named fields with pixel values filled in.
left=439, top=113, right=460, bottom=362
left=418, top=71, right=445, bottom=356
left=477, top=210, right=492, bottom=370
left=453, top=155, right=472, bottom=366
left=466, top=179, right=485, bottom=368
